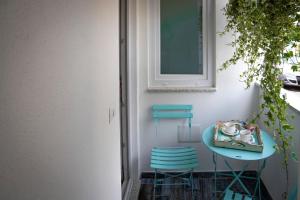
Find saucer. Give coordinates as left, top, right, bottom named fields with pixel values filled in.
left=221, top=123, right=239, bottom=136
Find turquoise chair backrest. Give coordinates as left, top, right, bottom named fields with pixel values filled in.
left=152, top=104, right=193, bottom=126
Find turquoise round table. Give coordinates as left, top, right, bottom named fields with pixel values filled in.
left=202, top=125, right=276, bottom=161
left=202, top=125, right=276, bottom=200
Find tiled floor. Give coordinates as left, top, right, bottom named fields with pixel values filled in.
left=138, top=171, right=272, bottom=200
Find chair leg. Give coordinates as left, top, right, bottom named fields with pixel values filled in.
left=184, top=178, right=187, bottom=200
left=152, top=170, right=196, bottom=200
left=153, top=170, right=157, bottom=200
left=190, top=172, right=194, bottom=200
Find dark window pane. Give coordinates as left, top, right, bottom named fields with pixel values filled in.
left=161, top=0, right=203, bottom=75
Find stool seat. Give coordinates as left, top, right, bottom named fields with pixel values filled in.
left=224, top=189, right=252, bottom=200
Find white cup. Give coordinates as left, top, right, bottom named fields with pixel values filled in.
left=240, top=129, right=251, bottom=135
left=224, top=125, right=236, bottom=134
left=240, top=134, right=253, bottom=143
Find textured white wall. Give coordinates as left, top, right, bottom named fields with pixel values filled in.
left=0, top=0, right=121, bottom=200
left=136, top=0, right=259, bottom=172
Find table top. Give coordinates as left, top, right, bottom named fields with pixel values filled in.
left=202, top=125, right=276, bottom=161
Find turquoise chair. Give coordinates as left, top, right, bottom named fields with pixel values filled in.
left=151, top=104, right=198, bottom=199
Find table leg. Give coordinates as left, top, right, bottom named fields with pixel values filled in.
left=254, top=159, right=266, bottom=200
left=213, top=152, right=217, bottom=200
left=223, top=160, right=251, bottom=196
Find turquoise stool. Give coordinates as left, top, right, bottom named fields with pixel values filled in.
left=223, top=189, right=252, bottom=200
left=151, top=104, right=198, bottom=199
left=288, top=186, right=298, bottom=200
left=223, top=183, right=298, bottom=200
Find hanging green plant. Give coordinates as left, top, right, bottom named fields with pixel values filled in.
left=221, top=0, right=300, bottom=198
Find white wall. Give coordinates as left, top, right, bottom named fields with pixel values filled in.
left=0, top=0, right=121, bottom=200
left=136, top=0, right=259, bottom=172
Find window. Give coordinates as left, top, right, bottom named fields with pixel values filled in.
left=160, top=0, right=203, bottom=75
left=147, top=0, right=215, bottom=91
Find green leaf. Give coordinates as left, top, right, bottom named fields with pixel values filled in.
left=282, top=123, right=294, bottom=132
left=291, top=65, right=299, bottom=72
left=291, top=152, right=298, bottom=162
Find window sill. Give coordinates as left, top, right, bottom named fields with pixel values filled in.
left=147, top=86, right=217, bottom=92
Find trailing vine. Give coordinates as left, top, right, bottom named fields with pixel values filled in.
left=221, top=0, right=300, bottom=198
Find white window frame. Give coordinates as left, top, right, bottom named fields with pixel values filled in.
left=147, top=0, right=216, bottom=91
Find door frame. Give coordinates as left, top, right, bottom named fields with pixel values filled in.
left=120, top=0, right=140, bottom=199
